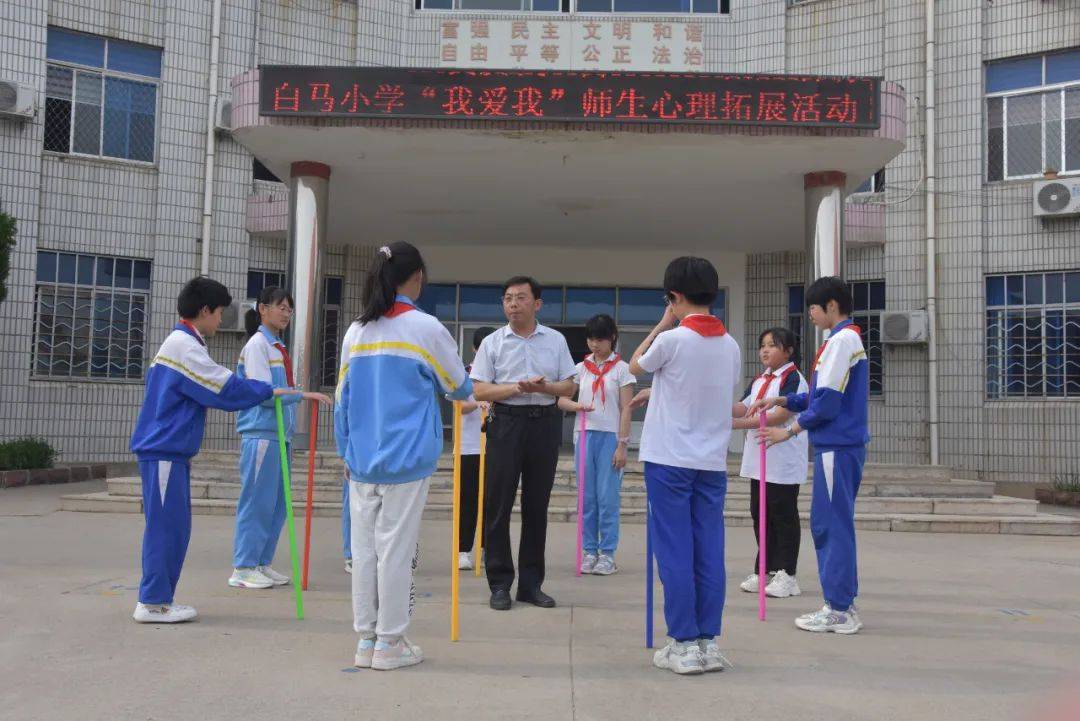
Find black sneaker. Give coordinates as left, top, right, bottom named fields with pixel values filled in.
left=489, top=588, right=512, bottom=611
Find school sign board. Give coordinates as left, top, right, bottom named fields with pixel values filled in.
left=259, top=66, right=881, bottom=129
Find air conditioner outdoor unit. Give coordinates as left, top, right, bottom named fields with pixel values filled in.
left=218, top=299, right=255, bottom=333
left=0, top=80, right=35, bottom=120
left=215, top=94, right=232, bottom=133
left=881, top=310, right=929, bottom=344
left=1033, top=178, right=1080, bottom=218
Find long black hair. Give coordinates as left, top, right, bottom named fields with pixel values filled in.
left=359, top=241, right=426, bottom=324
left=245, top=286, right=294, bottom=338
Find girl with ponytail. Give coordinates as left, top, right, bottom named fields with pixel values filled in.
left=335, top=241, right=472, bottom=671
left=231, top=286, right=331, bottom=590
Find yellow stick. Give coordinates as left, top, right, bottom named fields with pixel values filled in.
left=450, top=401, right=462, bottom=642
left=474, top=422, right=486, bottom=578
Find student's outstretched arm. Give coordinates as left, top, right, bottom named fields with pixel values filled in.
left=428, top=320, right=473, bottom=401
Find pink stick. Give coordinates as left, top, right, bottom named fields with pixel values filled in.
left=758, top=413, right=768, bottom=621
left=576, top=410, right=587, bottom=577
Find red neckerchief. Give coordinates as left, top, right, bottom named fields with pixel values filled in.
left=755, top=364, right=800, bottom=402
left=273, top=342, right=295, bottom=387
left=385, top=301, right=416, bottom=318
left=810, top=324, right=862, bottom=392
left=178, top=320, right=205, bottom=346
left=582, top=353, right=621, bottom=407
left=679, top=314, right=727, bottom=337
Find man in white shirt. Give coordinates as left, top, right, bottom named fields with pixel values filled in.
left=470, top=277, right=576, bottom=611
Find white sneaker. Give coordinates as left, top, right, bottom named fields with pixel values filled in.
left=132, top=602, right=197, bottom=624
left=652, top=639, right=705, bottom=675
left=697, top=639, right=732, bottom=672
left=797, top=604, right=831, bottom=623
left=458, top=552, right=474, bottom=571
left=765, top=570, right=801, bottom=598
left=228, top=568, right=273, bottom=589
left=740, top=572, right=774, bottom=593
left=795, top=604, right=863, bottom=634
left=580, top=553, right=598, bottom=574
left=371, top=637, right=424, bottom=671
left=257, top=565, right=290, bottom=586
left=354, top=637, right=376, bottom=668
left=345, top=559, right=352, bottom=574
left=593, top=554, right=617, bottom=576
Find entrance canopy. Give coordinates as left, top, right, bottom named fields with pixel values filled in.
left=231, top=68, right=906, bottom=252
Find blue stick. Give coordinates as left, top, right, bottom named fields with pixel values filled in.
left=645, top=500, right=654, bottom=649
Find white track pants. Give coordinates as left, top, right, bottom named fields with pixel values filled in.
left=350, top=476, right=429, bottom=642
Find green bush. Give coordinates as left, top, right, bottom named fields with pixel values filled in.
left=0, top=437, right=57, bottom=471
left=1052, top=473, right=1080, bottom=493
left=0, top=211, right=15, bottom=305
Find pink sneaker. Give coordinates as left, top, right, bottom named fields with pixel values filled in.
left=371, top=637, right=423, bottom=670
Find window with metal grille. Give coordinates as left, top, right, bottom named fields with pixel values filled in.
left=33, top=251, right=151, bottom=381
left=985, top=272, right=1080, bottom=399
left=43, top=27, right=161, bottom=163
left=986, top=49, right=1080, bottom=181
left=788, top=281, right=884, bottom=395
left=246, top=269, right=285, bottom=300
left=320, top=277, right=344, bottom=388
left=416, top=0, right=727, bottom=10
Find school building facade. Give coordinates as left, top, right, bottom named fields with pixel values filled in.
left=0, top=0, right=1077, bottom=487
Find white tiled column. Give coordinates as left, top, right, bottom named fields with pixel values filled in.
left=287, top=161, right=330, bottom=442
left=804, top=171, right=846, bottom=360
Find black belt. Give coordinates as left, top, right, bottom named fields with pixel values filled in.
left=493, top=402, right=560, bottom=418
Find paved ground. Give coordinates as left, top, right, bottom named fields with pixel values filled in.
left=3, top=480, right=1080, bottom=721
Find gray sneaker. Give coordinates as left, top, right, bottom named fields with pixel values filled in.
left=580, top=553, right=598, bottom=574
left=697, top=639, right=732, bottom=672
left=795, top=605, right=863, bottom=634
left=593, top=554, right=618, bottom=576
left=653, top=639, right=705, bottom=675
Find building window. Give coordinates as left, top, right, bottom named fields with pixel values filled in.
left=320, top=277, right=344, bottom=388
left=849, top=280, right=885, bottom=396
left=986, top=49, right=1080, bottom=181
left=790, top=281, right=883, bottom=394
left=33, top=251, right=151, bottom=380
left=44, top=27, right=162, bottom=163
left=985, top=272, right=1080, bottom=399
left=787, top=284, right=804, bottom=352
left=416, top=0, right=727, bottom=10
left=247, top=269, right=285, bottom=299
left=253, top=159, right=281, bottom=183
left=854, top=168, right=886, bottom=194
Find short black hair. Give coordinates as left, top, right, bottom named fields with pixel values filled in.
left=663, top=256, right=718, bottom=306
left=177, top=276, right=232, bottom=320
left=584, top=314, right=618, bottom=343
left=805, top=276, right=853, bottom=315
left=764, top=325, right=799, bottom=354
left=473, top=325, right=496, bottom=350
left=502, top=275, right=542, bottom=300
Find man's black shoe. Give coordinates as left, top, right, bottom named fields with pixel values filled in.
left=490, top=589, right=512, bottom=611
left=515, top=587, right=556, bottom=608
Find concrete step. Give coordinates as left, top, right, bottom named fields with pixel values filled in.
left=59, top=491, right=1080, bottom=536
left=104, top=476, right=1029, bottom=516
left=187, top=460, right=994, bottom=499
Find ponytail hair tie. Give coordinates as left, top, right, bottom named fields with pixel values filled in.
left=379, top=246, right=392, bottom=259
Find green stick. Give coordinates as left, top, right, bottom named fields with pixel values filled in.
left=274, top=397, right=304, bottom=620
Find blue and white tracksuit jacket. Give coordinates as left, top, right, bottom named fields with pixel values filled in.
left=232, top=326, right=302, bottom=569
left=784, top=319, right=871, bottom=612
left=130, top=322, right=273, bottom=604
left=334, top=296, right=473, bottom=485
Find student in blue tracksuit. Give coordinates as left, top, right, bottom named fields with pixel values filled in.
left=629, top=257, right=741, bottom=676
left=336, top=241, right=472, bottom=671
left=230, top=286, right=331, bottom=590
left=750, top=276, right=871, bottom=635
left=129, top=277, right=306, bottom=624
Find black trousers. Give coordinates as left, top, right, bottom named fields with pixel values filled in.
left=483, top=406, right=562, bottom=593
left=749, top=480, right=801, bottom=575
left=458, top=454, right=481, bottom=553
